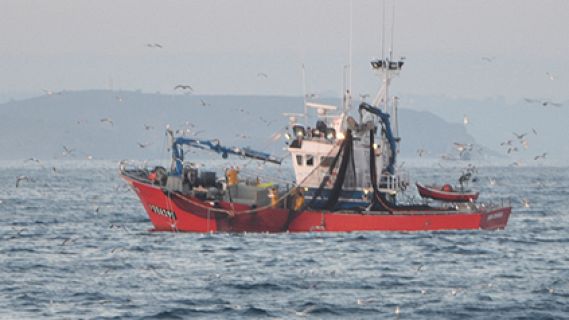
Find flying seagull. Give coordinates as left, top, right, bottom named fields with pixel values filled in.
left=257, top=72, right=268, bottom=78
left=545, top=72, right=557, bottom=81
left=534, top=152, right=547, bottom=160
left=481, top=56, right=495, bottom=62
left=200, top=99, right=210, bottom=107
left=416, top=149, right=428, bottom=158
left=100, top=118, right=114, bottom=126
left=16, top=175, right=31, bottom=188
left=137, top=142, right=152, bottom=148
left=62, top=145, right=75, bottom=156
left=512, top=132, right=527, bottom=140
left=174, top=84, right=193, bottom=91
left=144, top=124, right=154, bottom=130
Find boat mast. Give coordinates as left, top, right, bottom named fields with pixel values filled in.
left=302, top=64, right=308, bottom=126
left=341, top=0, right=354, bottom=127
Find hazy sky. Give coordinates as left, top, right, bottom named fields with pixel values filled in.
left=1, top=0, right=568, bottom=102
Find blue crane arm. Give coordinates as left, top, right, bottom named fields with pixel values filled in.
left=170, top=136, right=281, bottom=176
left=358, top=102, right=397, bottom=175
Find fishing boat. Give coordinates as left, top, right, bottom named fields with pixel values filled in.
left=416, top=182, right=480, bottom=203
left=120, top=53, right=511, bottom=232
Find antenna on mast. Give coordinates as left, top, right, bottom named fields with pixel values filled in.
left=381, top=0, right=386, bottom=60
left=349, top=0, right=353, bottom=94
left=344, top=0, right=353, bottom=113
left=390, top=1, right=396, bottom=60
left=302, top=63, right=307, bottom=126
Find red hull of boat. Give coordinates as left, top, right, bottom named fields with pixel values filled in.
left=124, top=176, right=511, bottom=233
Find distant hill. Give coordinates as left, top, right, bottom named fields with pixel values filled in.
left=0, top=90, right=481, bottom=161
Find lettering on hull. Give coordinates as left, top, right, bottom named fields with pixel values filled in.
left=149, top=204, right=177, bottom=220
left=486, top=212, right=503, bottom=221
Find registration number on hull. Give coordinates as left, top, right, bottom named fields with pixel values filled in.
left=149, top=204, right=177, bottom=220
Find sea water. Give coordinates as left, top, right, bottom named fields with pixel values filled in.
left=1, top=160, right=568, bottom=319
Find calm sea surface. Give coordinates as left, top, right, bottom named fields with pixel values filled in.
left=1, top=160, right=568, bottom=319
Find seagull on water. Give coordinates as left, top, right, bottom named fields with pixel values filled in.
left=522, top=198, right=530, bottom=208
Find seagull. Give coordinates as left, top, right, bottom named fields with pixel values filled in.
left=454, top=142, right=473, bottom=157
left=500, top=139, right=513, bottom=147
left=463, top=115, right=469, bottom=125
left=510, top=160, right=523, bottom=167
left=506, top=147, right=518, bottom=154
left=534, top=152, right=547, bottom=160
left=235, top=107, right=250, bottom=115
left=545, top=72, right=557, bottom=81
left=524, top=98, right=541, bottom=104
left=541, top=100, right=562, bottom=107
left=488, top=177, right=497, bottom=187
left=481, top=56, right=495, bottom=62
left=25, top=157, right=41, bottom=164
left=62, top=145, right=75, bottom=156
left=524, top=98, right=562, bottom=107
left=522, top=198, right=530, bottom=208
left=144, top=124, right=154, bottom=130
left=512, top=132, right=527, bottom=140
left=146, top=43, right=163, bottom=48
left=100, top=117, right=113, bottom=126
left=532, top=128, right=538, bottom=135
left=259, top=116, right=276, bottom=126
left=257, top=72, right=268, bottom=78
left=137, top=142, right=152, bottom=148
left=200, top=99, right=210, bottom=107
left=305, top=92, right=319, bottom=99
left=235, top=133, right=250, bottom=139
left=521, top=138, right=529, bottom=150
left=16, top=175, right=31, bottom=187
left=416, top=149, right=428, bottom=158
left=115, top=95, right=124, bottom=102
left=174, top=84, right=193, bottom=92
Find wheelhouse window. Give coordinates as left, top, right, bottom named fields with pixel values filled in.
left=306, top=154, right=314, bottom=166
left=296, top=155, right=303, bottom=166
